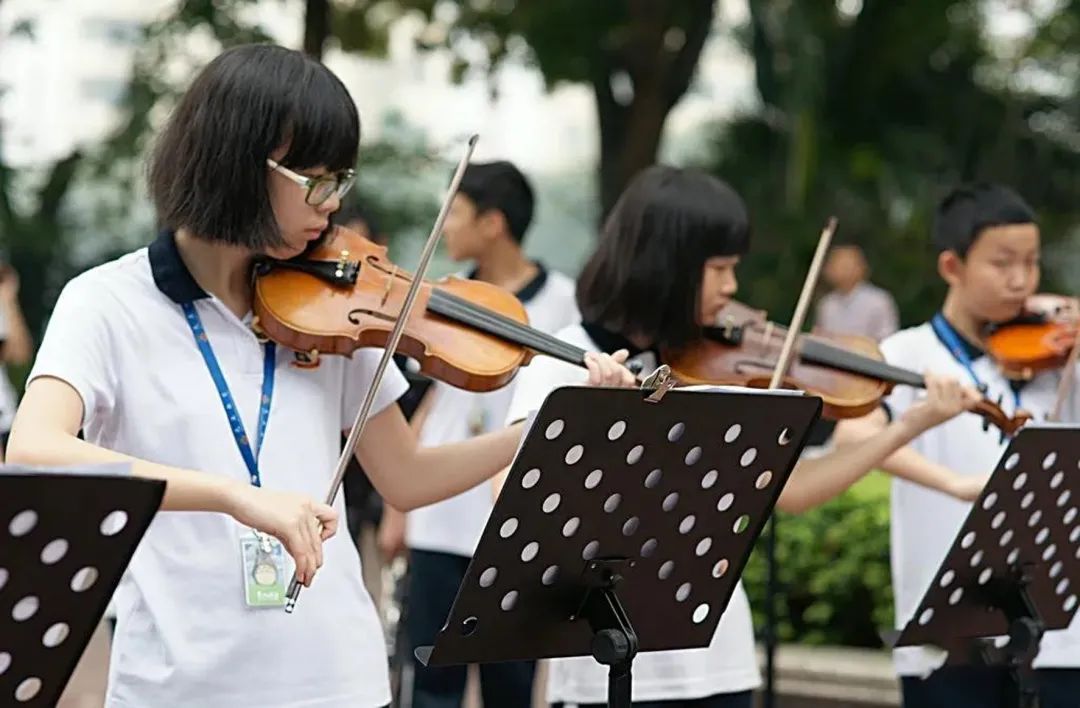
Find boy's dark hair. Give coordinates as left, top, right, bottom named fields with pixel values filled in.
left=149, top=44, right=360, bottom=251
left=932, top=183, right=1037, bottom=257
left=334, top=201, right=382, bottom=238
left=457, top=161, right=534, bottom=243
left=577, top=165, right=751, bottom=349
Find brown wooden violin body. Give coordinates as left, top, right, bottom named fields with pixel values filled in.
left=664, top=300, right=1029, bottom=436
left=252, top=229, right=1028, bottom=437
left=985, top=294, right=1079, bottom=381
left=253, top=226, right=539, bottom=392
left=664, top=302, right=889, bottom=420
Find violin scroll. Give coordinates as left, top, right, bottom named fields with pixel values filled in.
left=970, top=399, right=1031, bottom=438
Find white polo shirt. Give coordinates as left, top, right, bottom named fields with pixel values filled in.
left=504, top=322, right=761, bottom=705
left=881, top=319, right=1080, bottom=677
left=27, top=231, right=408, bottom=708
left=407, top=266, right=578, bottom=558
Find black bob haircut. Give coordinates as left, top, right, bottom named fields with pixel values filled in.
left=149, top=44, right=360, bottom=251
left=457, top=161, right=535, bottom=243
left=932, top=183, right=1036, bottom=257
left=577, top=165, right=751, bottom=349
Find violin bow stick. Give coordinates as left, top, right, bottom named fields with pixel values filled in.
left=284, top=134, right=481, bottom=613
left=760, top=216, right=836, bottom=708
left=767, top=217, right=839, bottom=389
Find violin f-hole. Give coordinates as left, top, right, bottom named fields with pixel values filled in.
left=347, top=308, right=397, bottom=326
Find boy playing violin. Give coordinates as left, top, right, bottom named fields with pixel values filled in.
left=377, top=160, right=580, bottom=707
left=835, top=183, right=1080, bottom=708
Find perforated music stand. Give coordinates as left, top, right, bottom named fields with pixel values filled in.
left=416, top=381, right=823, bottom=707
left=0, top=465, right=164, bottom=707
left=887, top=424, right=1080, bottom=708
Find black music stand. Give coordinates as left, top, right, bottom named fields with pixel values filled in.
left=416, top=377, right=823, bottom=707
left=887, top=424, right=1080, bottom=708
left=0, top=465, right=164, bottom=707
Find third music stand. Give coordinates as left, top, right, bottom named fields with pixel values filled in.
left=417, top=378, right=823, bottom=707
left=0, top=464, right=164, bottom=707
left=888, top=424, right=1080, bottom=708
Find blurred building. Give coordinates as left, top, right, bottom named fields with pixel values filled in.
left=0, top=0, right=755, bottom=275
left=0, top=0, right=172, bottom=167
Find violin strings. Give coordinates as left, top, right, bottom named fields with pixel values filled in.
left=441, top=296, right=586, bottom=363
left=800, top=338, right=925, bottom=388
left=427, top=289, right=588, bottom=365
left=426, top=291, right=556, bottom=354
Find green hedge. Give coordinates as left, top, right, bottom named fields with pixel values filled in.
left=742, top=472, right=894, bottom=648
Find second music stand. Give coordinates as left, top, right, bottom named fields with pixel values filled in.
left=888, top=424, right=1080, bottom=708
left=417, top=380, right=823, bottom=707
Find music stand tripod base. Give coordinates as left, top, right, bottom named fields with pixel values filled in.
left=887, top=425, right=1080, bottom=708
left=417, top=384, right=822, bottom=707
left=0, top=468, right=164, bottom=707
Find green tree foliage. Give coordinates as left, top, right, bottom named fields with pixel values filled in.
left=0, top=0, right=426, bottom=338
left=391, top=0, right=716, bottom=218
left=701, top=0, right=1080, bottom=326
left=0, top=1, right=281, bottom=339
left=742, top=475, right=894, bottom=647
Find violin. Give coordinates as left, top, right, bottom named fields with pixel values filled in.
left=984, top=294, right=1080, bottom=381
left=252, top=228, right=1028, bottom=437
left=252, top=224, right=594, bottom=391
left=663, top=300, right=1031, bottom=437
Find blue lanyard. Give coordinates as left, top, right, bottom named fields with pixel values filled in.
left=182, top=303, right=276, bottom=487
left=931, top=313, right=1021, bottom=410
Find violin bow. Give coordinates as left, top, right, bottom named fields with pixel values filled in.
left=1049, top=305, right=1080, bottom=422
left=760, top=216, right=836, bottom=708
left=768, top=217, right=839, bottom=388
left=284, top=134, right=480, bottom=613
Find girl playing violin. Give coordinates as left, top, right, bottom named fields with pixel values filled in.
left=500, top=165, right=984, bottom=708
left=5, top=44, right=631, bottom=708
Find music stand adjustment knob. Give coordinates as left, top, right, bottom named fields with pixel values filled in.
left=592, top=628, right=632, bottom=664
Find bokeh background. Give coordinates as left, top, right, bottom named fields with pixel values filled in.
left=3, top=0, right=1079, bottom=703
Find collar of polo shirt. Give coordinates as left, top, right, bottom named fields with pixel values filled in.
left=148, top=229, right=209, bottom=304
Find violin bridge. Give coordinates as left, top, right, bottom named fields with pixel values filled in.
left=380, top=266, right=398, bottom=307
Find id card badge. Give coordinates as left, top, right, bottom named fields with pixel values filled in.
left=240, top=531, right=292, bottom=608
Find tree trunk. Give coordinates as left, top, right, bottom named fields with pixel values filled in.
left=594, top=81, right=669, bottom=222
left=303, top=0, right=331, bottom=60
left=7, top=151, right=82, bottom=339
left=592, top=0, right=715, bottom=219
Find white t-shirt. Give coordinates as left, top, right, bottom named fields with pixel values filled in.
left=407, top=267, right=579, bottom=557
left=881, top=319, right=1080, bottom=677
left=504, top=323, right=761, bottom=705
left=28, top=232, right=408, bottom=708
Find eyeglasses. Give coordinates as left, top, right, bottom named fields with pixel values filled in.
left=266, top=158, right=357, bottom=206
